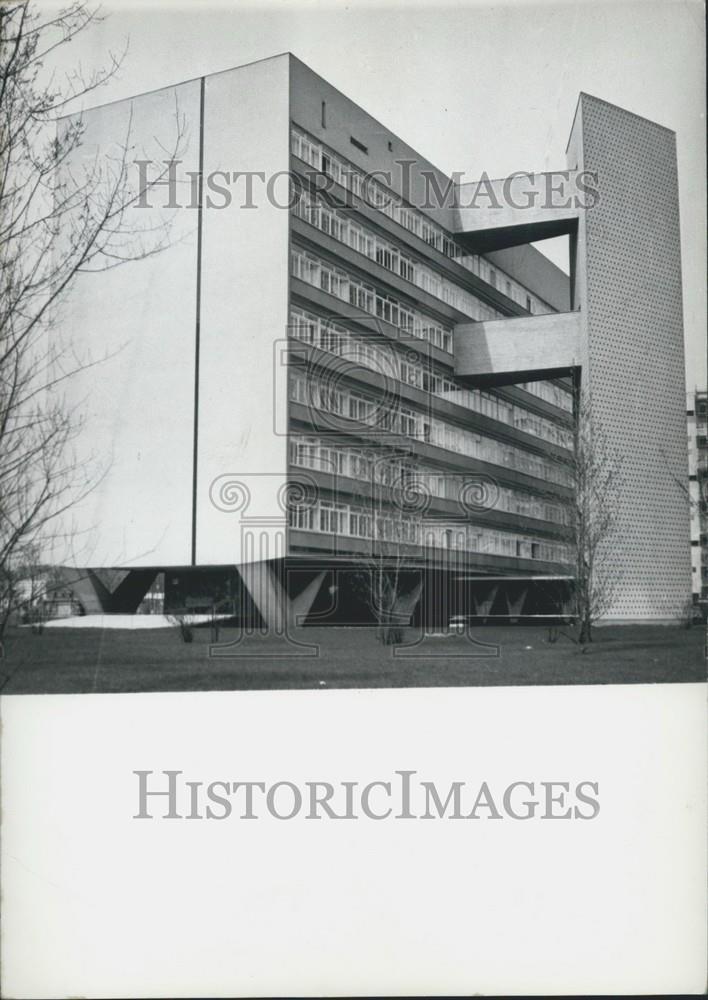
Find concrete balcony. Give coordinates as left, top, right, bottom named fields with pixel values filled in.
left=454, top=310, right=583, bottom=387
left=451, top=173, right=580, bottom=252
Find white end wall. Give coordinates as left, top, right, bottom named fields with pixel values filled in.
left=195, top=56, right=291, bottom=566
left=52, top=81, right=201, bottom=568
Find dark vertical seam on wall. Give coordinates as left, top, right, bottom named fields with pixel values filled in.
left=191, top=77, right=205, bottom=565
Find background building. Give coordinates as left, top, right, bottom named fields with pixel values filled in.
left=687, top=389, right=708, bottom=606
left=53, top=54, right=692, bottom=626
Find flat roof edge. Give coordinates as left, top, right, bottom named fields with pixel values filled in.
left=58, top=51, right=294, bottom=121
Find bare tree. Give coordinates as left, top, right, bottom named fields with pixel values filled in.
left=565, top=391, right=621, bottom=643
left=369, top=481, right=418, bottom=645
left=0, top=540, right=44, bottom=635
left=346, top=452, right=425, bottom=645
left=0, top=2, right=184, bottom=634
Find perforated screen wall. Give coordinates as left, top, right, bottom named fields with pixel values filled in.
left=570, top=95, right=691, bottom=620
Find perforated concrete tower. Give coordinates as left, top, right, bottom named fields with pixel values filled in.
left=455, top=93, right=692, bottom=621
left=567, top=95, right=691, bottom=621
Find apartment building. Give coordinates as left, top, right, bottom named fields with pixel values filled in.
left=687, top=390, right=708, bottom=604
left=54, top=54, right=691, bottom=626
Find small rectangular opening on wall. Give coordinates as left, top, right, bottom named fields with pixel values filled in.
left=321, top=100, right=326, bottom=128
left=350, top=135, right=368, bottom=154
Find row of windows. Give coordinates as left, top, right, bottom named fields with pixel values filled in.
left=290, top=307, right=573, bottom=448
left=293, top=189, right=502, bottom=323
left=518, top=380, right=574, bottom=413
left=290, top=125, right=553, bottom=315
left=289, top=374, right=572, bottom=486
left=291, top=250, right=575, bottom=419
left=288, top=498, right=571, bottom=563
left=291, top=247, right=452, bottom=352
left=289, top=435, right=570, bottom=525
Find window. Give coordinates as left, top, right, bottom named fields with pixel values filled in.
left=320, top=502, right=346, bottom=534
left=350, top=136, right=368, bottom=154
left=290, top=505, right=315, bottom=531
left=526, top=295, right=532, bottom=312
left=350, top=509, right=371, bottom=538
left=349, top=453, right=370, bottom=480
left=399, top=408, right=418, bottom=437
left=400, top=256, right=415, bottom=282
left=376, top=246, right=394, bottom=271
left=321, top=101, right=327, bottom=128
left=349, top=393, right=373, bottom=423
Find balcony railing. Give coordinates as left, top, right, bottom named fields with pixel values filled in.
left=291, top=246, right=453, bottom=352
left=290, top=124, right=554, bottom=315
left=288, top=499, right=572, bottom=564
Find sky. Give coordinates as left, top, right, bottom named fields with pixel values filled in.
left=40, top=0, right=706, bottom=387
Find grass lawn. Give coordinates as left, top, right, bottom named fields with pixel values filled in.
left=0, top=621, right=705, bottom=694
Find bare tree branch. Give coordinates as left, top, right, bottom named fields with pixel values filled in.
left=0, top=1, right=186, bottom=632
